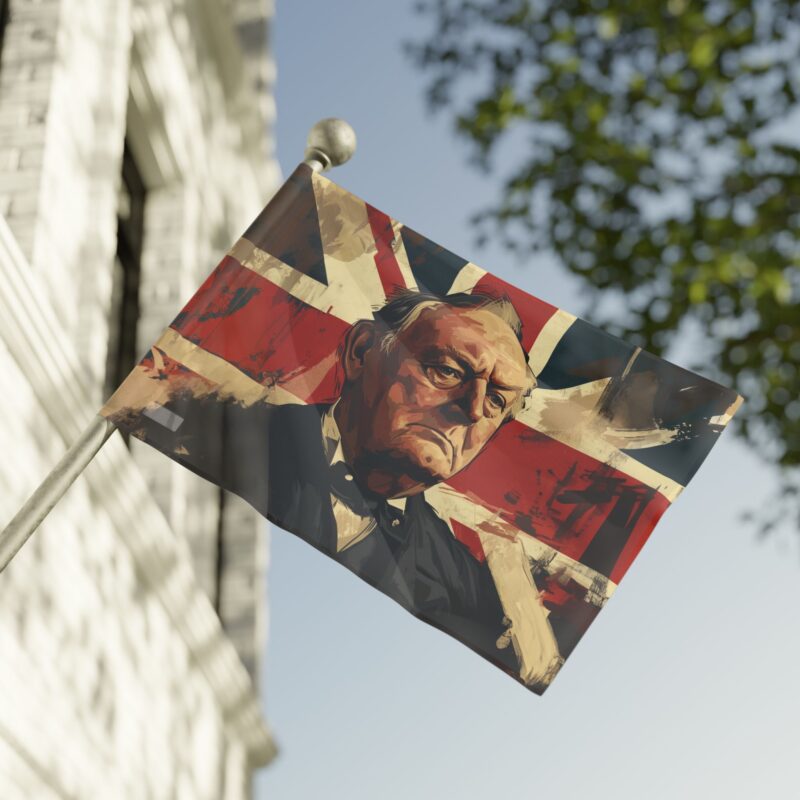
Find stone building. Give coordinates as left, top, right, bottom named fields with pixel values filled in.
left=0, top=0, right=279, bottom=797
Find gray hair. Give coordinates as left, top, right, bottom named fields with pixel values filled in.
left=372, top=289, right=536, bottom=418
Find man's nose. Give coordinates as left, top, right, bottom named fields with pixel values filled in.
left=454, top=378, right=487, bottom=423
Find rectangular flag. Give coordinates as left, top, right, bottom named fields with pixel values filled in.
left=102, top=164, right=742, bottom=693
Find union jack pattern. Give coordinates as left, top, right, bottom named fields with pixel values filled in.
left=102, top=164, right=741, bottom=692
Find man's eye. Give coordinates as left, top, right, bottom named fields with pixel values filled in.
left=487, top=392, right=506, bottom=411
left=424, top=364, right=463, bottom=386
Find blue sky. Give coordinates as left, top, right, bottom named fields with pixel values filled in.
left=256, top=3, right=799, bottom=798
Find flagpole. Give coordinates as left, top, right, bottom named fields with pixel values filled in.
left=0, top=118, right=357, bottom=574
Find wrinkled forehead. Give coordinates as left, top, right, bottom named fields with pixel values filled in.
left=398, top=304, right=531, bottom=385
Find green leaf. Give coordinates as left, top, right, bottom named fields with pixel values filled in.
left=597, top=13, right=620, bottom=40
left=689, top=34, right=718, bottom=69
left=688, top=280, right=708, bottom=304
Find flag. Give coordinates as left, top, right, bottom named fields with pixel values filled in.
left=102, top=164, right=742, bottom=693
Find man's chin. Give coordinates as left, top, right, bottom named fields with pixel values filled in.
left=393, top=443, right=454, bottom=486
left=352, top=444, right=453, bottom=490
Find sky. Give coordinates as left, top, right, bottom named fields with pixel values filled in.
left=256, top=3, right=799, bottom=798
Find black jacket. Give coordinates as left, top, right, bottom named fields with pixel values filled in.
left=117, top=392, right=519, bottom=676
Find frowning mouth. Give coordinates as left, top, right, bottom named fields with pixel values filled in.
left=408, top=423, right=454, bottom=461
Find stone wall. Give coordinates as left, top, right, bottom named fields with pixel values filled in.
left=0, top=0, right=279, bottom=796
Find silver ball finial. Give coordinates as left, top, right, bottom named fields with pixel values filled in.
left=304, top=118, right=357, bottom=173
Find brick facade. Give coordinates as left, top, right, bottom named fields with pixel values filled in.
left=0, top=0, right=279, bottom=796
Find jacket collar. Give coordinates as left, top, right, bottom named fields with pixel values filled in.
left=320, top=398, right=408, bottom=513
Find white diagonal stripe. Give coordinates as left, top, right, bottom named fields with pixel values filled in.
left=425, top=483, right=617, bottom=603
left=448, top=262, right=487, bottom=294
left=390, top=221, right=418, bottom=291
left=229, top=238, right=374, bottom=325
left=528, top=309, right=576, bottom=376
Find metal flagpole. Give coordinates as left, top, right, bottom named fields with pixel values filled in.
left=0, top=118, right=357, bottom=575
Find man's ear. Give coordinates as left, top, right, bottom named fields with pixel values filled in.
left=341, top=320, right=378, bottom=382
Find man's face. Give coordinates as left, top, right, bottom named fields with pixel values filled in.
left=343, top=304, right=532, bottom=494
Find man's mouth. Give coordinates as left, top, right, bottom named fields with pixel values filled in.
left=408, top=423, right=455, bottom=464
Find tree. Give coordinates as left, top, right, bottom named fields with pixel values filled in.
left=409, top=0, right=800, bottom=526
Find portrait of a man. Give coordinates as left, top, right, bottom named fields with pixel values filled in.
left=108, top=288, right=562, bottom=689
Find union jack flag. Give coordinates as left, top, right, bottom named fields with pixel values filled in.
left=102, top=164, right=741, bottom=693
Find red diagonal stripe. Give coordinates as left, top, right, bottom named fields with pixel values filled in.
left=366, top=205, right=406, bottom=299
left=472, top=273, right=558, bottom=351
left=446, top=419, right=669, bottom=584
left=171, top=256, right=348, bottom=404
